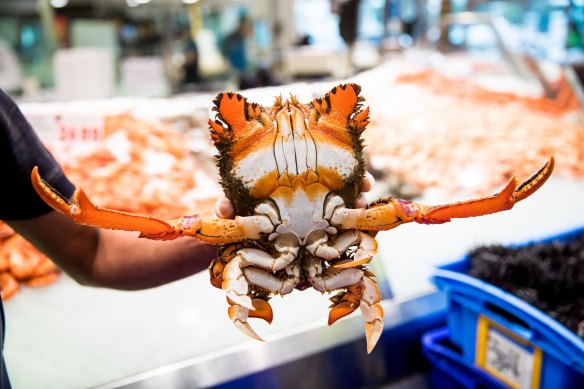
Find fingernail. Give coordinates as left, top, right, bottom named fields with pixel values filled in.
left=215, top=198, right=228, bottom=218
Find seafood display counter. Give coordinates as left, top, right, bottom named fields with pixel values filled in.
left=4, top=176, right=584, bottom=389
left=3, top=58, right=584, bottom=388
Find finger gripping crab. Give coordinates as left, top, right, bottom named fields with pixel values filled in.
left=32, top=84, right=554, bottom=353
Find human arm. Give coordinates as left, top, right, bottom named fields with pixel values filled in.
left=0, top=88, right=218, bottom=290
left=6, top=213, right=218, bottom=290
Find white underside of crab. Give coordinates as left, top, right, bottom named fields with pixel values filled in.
left=220, top=105, right=382, bottom=352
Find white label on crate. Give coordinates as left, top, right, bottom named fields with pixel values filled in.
left=485, top=328, right=534, bottom=389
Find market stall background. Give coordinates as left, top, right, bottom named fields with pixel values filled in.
left=0, top=59, right=582, bottom=388
left=1, top=0, right=584, bottom=388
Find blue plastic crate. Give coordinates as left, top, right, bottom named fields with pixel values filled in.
left=422, top=326, right=507, bottom=389
left=433, top=227, right=584, bottom=389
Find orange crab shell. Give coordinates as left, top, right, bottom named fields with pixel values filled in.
left=208, top=84, right=370, bottom=216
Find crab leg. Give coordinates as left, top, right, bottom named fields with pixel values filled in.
left=222, top=247, right=299, bottom=307
left=307, top=258, right=383, bottom=353
left=360, top=276, right=384, bottom=354
left=222, top=255, right=253, bottom=309
left=213, top=241, right=302, bottom=342
left=243, top=265, right=301, bottom=296
left=215, top=233, right=300, bottom=312
left=32, top=167, right=274, bottom=243
left=210, top=246, right=273, bottom=340
left=308, top=266, right=363, bottom=292
left=332, top=157, right=554, bottom=231
left=226, top=262, right=300, bottom=341
left=305, top=229, right=378, bottom=269
left=222, top=255, right=268, bottom=340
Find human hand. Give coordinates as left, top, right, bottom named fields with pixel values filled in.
left=355, top=171, right=375, bottom=209
left=214, top=195, right=235, bottom=219
left=215, top=172, right=375, bottom=219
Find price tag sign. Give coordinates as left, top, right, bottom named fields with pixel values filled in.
left=25, top=112, right=105, bottom=145
left=56, top=114, right=105, bottom=143
left=476, top=315, right=542, bottom=389
left=25, top=111, right=107, bottom=164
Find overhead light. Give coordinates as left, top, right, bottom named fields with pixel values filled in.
left=136, top=0, right=152, bottom=3
left=50, top=0, right=68, bottom=8
left=126, top=0, right=139, bottom=7
left=183, top=0, right=201, bottom=4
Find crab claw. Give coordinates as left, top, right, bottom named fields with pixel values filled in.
left=328, top=301, right=358, bottom=325
left=248, top=298, right=274, bottom=324
left=33, top=167, right=273, bottom=244
left=327, top=276, right=384, bottom=353
left=332, top=157, right=555, bottom=234
left=228, top=304, right=264, bottom=342
left=31, top=166, right=178, bottom=239
left=417, top=156, right=555, bottom=223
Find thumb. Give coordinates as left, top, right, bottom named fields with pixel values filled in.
left=215, top=196, right=235, bottom=219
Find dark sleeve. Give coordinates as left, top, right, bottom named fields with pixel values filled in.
left=0, top=89, right=74, bottom=220
left=0, top=300, right=11, bottom=388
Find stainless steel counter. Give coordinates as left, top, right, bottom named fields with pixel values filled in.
left=96, top=291, right=446, bottom=389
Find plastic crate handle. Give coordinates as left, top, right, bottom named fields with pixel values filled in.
left=483, top=302, right=534, bottom=341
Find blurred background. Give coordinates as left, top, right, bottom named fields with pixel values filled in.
left=1, top=1, right=584, bottom=389
left=1, top=0, right=582, bottom=99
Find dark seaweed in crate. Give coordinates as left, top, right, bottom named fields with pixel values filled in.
left=468, top=231, right=584, bottom=338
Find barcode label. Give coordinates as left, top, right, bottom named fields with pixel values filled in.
left=476, top=315, right=542, bottom=389
left=485, top=328, right=534, bottom=388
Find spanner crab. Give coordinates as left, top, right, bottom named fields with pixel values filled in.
left=32, top=83, right=554, bottom=353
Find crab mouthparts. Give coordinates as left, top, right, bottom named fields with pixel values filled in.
left=295, top=281, right=312, bottom=291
